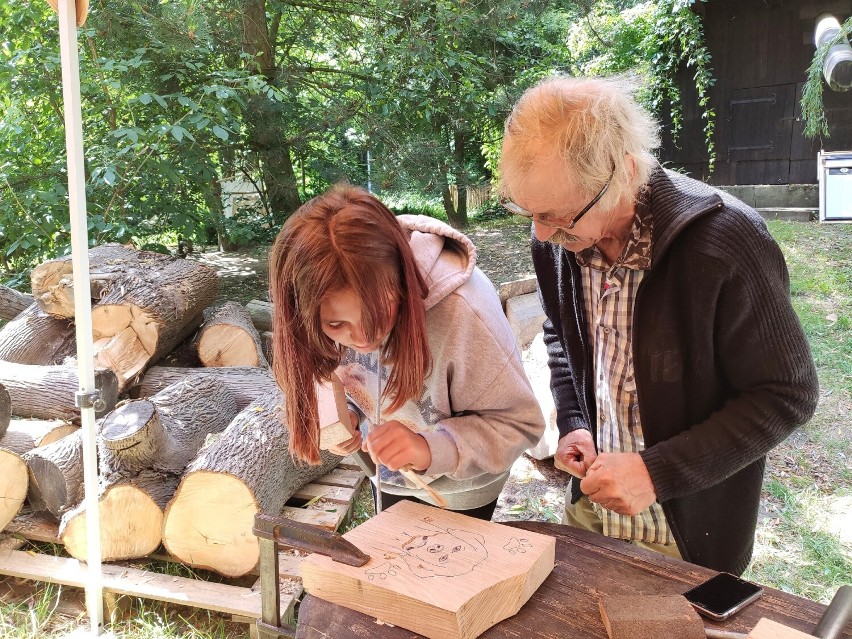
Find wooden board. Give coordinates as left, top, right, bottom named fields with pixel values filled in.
left=747, top=618, right=815, bottom=639
left=0, top=547, right=275, bottom=618
left=301, top=500, right=555, bottom=639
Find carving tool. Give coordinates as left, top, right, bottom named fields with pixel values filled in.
left=371, top=353, right=447, bottom=510
left=400, top=466, right=448, bottom=509
left=373, top=352, right=383, bottom=513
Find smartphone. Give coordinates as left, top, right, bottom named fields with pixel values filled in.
left=683, top=572, right=764, bottom=621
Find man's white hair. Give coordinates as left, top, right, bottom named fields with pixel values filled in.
left=499, top=75, right=660, bottom=210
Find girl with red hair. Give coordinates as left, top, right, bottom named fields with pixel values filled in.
left=269, top=184, right=543, bottom=520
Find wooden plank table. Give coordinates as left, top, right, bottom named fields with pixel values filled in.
left=295, top=521, right=852, bottom=639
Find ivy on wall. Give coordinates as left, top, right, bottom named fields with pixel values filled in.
left=647, top=0, right=717, bottom=172
left=801, top=16, right=852, bottom=140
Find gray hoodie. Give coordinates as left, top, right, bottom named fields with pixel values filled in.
left=337, top=215, right=544, bottom=510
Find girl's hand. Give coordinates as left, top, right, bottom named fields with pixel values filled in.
left=328, top=410, right=362, bottom=456
left=364, top=420, right=432, bottom=472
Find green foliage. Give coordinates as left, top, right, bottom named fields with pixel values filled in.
left=646, top=0, right=716, bottom=171
left=362, top=0, right=573, bottom=226
left=565, top=1, right=655, bottom=77
left=801, top=16, right=852, bottom=139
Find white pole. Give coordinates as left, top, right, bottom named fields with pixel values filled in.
left=366, top=149, right=372, bottom=194
left=57, top=0, right=104, bottom=633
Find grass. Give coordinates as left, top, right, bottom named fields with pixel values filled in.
left=741, top=220, right=852, bottom=603
left=0, top=219, right=850, bottom=636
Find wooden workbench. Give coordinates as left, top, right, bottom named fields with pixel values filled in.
left=295, top=521, right=852, bottom=639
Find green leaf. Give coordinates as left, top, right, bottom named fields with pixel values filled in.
left=212, top=125, right=229, bottom=141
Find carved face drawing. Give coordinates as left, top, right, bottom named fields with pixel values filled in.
left=400, top=529, right=488, bottom=578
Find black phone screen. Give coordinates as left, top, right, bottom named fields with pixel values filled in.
left=683, top=572, right=763, bottom=617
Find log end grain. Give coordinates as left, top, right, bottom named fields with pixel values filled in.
left=100, top=400, right=157, bottom=449
left=0, top=450, right=28, bottom=531
left=197, top=325, right=261, bottom=367
left=60, top=485, right=164, bottom=561
left=25, top=455, right=68, bottom=518
left=162, top=471, right=260, bottom=577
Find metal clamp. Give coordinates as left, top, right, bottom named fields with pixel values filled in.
left=75, top=390, right=106, bottom=412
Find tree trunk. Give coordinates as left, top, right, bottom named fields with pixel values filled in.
left=134, top=365, right=277, bottom=410
left=30, top=243, right=219, bottom=389
left=59, top=377, right=240, bottom=561
left=0, top=303, right=77, bottom=366
left=245, top=299, right=273, bottom=332
left=0, top=383, right=9, bottom=440
left=23, top=430, right=84, bottom=518
left=241, top=0, right=301, bottom=223
left=0, top=422, right=36, bottom=531
left=0, top=361, right=119, bottom=421
left=452, top=128, right=469, bottom=226
left=161, top=390, right=341, bottom=577
left=0, top=285, right=34, bottom=321
left=196, top=301, right=268, bottom=368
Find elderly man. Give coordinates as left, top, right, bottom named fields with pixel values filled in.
left=498, top=75, right=818, bottom=574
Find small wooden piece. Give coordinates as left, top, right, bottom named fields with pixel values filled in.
left=598, top=594, right=705, bottom=639
left=301, top=500, right=555, bottom=639
left=747, top=618, right=816, bottom=639
left=318, top=373, right=355, bottom=451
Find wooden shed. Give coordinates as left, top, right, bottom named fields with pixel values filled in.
left=660, top=0, right=852, bottom=185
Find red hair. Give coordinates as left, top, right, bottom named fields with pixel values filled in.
left=269, top=185, right=431, bottom=463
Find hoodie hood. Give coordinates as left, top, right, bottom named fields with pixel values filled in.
left=397, top=214, right=477, bottom=310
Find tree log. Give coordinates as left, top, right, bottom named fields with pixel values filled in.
left=0, top=285, right=34, bottom=321
left=23, top=430, right=84, bottom=518
left=161, top=390, right=341, bottom=577
left=134, top=365, right=277, bottom=409
left=0, top=422, right=38, bottom=531
left=0, top=361, right=119, bottom=421
left=7, top=419, right=78, bottom=447
left=0, top=303, right=77, bottom=365
left=245, top=299, right=273, bottom=332
left=196, top=301, right=268, bottom=368
left=0, top=383, right=9, bottom=440
left=30, top=243, right=219, bottom=389
left=59, top=377, right=240, bottom=561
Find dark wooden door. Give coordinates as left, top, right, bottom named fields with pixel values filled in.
left=726, top=84, right=797, bottom=184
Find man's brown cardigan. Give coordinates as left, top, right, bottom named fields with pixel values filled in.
left=532, top=165, right=819, bottom=574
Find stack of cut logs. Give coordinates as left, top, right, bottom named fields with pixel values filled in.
left=0, top=244, right=340, bottom=577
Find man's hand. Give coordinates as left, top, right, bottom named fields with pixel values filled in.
left=554, top=429, right=597, bottom=478
left=364, top=420, right=432, bottom=472
left=580, top=452, right=657, bottom=516
left=328, top=410, right=363, bottom=456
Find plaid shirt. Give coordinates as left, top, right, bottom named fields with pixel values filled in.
left=575, top=193, right=673, bottom=545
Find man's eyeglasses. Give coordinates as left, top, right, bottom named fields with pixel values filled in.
left=500, top=169, right=614, bottom=230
